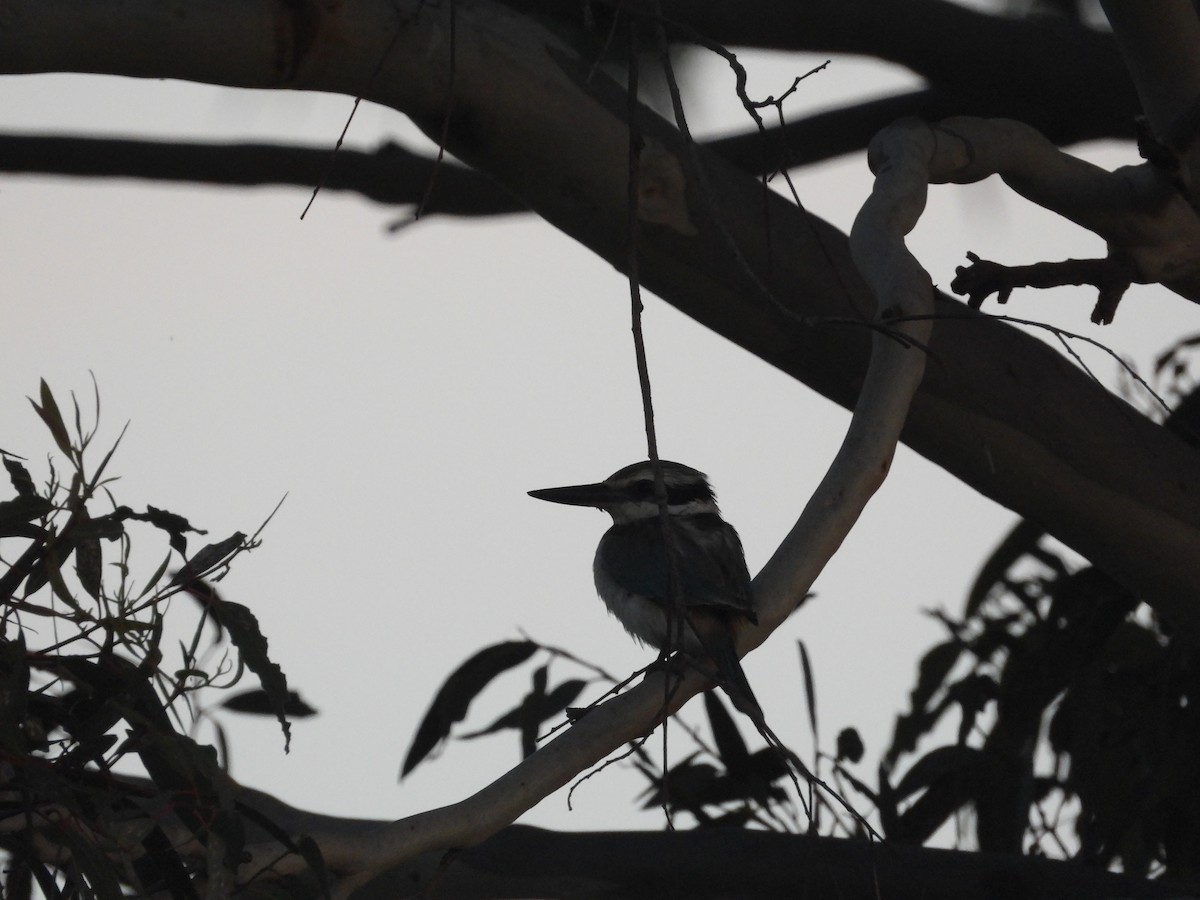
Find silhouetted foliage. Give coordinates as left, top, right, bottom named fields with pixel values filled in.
left=882, top=338, right=1200, bottom=882
left=0, top=381, right=307, bottom=897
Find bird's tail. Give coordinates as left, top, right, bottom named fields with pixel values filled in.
left=691, top=622, right=764, bottom=725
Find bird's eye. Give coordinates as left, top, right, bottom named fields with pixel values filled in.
left=631, top=480, right=655, bottom=499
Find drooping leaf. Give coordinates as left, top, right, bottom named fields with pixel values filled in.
left=746, top=746, right=791, bottom=783
left=964, top=519, right=1045, bottom=617
left=73, top=507, right=103, bottom=600
left=173, top=533, right=246, bottom=585
left=834, top=760, right=877, bottom=802
left=456, top=667, right=586, bottom=758
left=73, top=510, right=128, bottom=543
left=886, top=639, right=964, bottom=765
left=638, top=752, right=717, bottom=810
left=518, top=665, right=549, bottom=757
left=3, top=456, right=36, bottom=497
left=35, top=544, right=84, bottom=614
left=643, top=743, right=789, bottom=813
left=835, top=727, right=864, bottom=764
left=703, top=690, right=749, bottom=774
left=537, top=678, right=587, bottom=720
left=892, top=744, right=986, bottom=802
left=0, top=495, right=52, bottom=537
left=22, top=539, right=69, bottom=601
left=723, top=746, right=792, bottom=808
left=797, top=639, right=818, bottom=742
left=138, top=552, right=173, bottom=600
left=401, top=640, right=538, bottom=778
left=29, top=379, right=72, bottom=456
left=120, top=505, right=208, bottom=555
left=296, top=835, right=332, bottom=900
left=890, top=745, right=991, bottom=845
left=222, top=688, right=318, bottom=718
left=876, top=762, right=902, bottom=839
left=183, top=579, right=293, bottom=752
left=910, top=639, right=963, bottom=712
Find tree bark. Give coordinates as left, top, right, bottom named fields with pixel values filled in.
left=227, top=781, right=1194, bottom=900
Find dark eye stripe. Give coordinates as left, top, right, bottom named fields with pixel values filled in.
left=631, top=480, right=655, bottom=499
left=627, top=478, right=714, bottom=506
left=666, top=482, right=714, bottom=505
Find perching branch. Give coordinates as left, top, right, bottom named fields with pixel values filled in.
left=752, top=118, right=936, bottom=633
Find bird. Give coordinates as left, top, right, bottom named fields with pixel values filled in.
left=529, top=459, right=763, bottom=721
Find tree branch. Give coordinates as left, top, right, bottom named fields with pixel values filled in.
left=14, top=777, right=1188, bottom=899
left=317, top=825, right=1200, bottom=899
left=924, top=116, right=1200, bottom=314
left=514, top=0, right=1140, bottom=137
left=0, top=133, right=524, bottom=216
left=360, top=824, right=1196, bottom=899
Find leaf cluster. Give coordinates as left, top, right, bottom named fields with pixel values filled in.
left=882, top=513, right=1200, bottom=881
left=0, top=381, right=313, bottom=898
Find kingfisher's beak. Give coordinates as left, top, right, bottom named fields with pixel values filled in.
left=528, top=481, right=615, bottom=508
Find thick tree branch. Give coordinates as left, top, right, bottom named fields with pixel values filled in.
left=350, top=824, right=1198, bottom=899
left=0, top=3, right=1145, bottom=197
left=515, top=0, right=1140, bottom=137
left=62, top=781, right=1186, bottom=898
left=242, top=820, right=1191, bottom=899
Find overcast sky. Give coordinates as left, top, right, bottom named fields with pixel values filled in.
left=4, top=35, right=1200, bottom=832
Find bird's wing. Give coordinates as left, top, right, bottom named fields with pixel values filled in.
left=599, top=516, right=757, bottom=621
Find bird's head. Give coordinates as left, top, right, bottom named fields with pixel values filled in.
left=529, top=460, right=719, bottom=525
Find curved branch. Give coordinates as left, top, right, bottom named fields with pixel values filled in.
left=752, top=119, right=935, bottom=631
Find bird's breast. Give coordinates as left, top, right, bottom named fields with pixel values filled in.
left=593, top=550, right=699, bottom=653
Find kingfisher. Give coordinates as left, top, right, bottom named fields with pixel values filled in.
left=529, top=460, right=763, bottom=721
